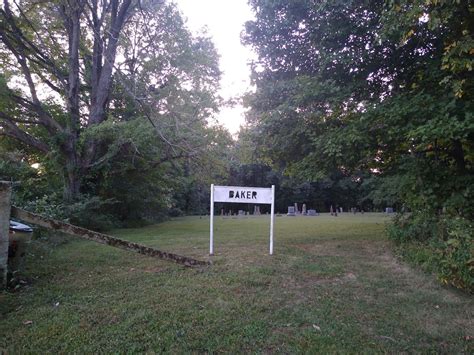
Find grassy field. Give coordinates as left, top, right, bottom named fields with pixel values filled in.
left=1, top=213, right=472, bottom=353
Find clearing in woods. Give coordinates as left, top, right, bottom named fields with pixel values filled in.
left=0, top=213, right=472, bottom=353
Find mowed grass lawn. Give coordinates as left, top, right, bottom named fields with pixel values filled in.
left=1, top=213, right=472, bottom=353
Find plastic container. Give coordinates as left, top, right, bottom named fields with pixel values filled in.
left=8, top=220, right=34, bottom=275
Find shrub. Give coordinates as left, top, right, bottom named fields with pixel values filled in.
left=21, top=193, right=119, bottom=231
left=435, top=217, right=473, bottom=291
left=388, top=212, right=473, bottom=292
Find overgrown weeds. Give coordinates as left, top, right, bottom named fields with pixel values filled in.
left=388, top=212, right=473, bottom=292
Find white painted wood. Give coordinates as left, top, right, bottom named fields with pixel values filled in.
left=213, top=185, right=273, bottom=204
left=209, top=184, right=214, bottom=255
left=270, top=185, right=275, bottom=255
left=210, top=184, right=276, bottom=256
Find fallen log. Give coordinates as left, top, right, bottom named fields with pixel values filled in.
left=10, top=206, right=209, bottom=267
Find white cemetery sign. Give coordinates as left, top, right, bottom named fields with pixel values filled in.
left=209, top=184, right=275, bottom=255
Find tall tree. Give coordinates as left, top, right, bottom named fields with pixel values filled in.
left=243, top=0, right=473, bottom=216
left=0, top=0, right=222, bottom=203
left=0, top=0, right=137, bottom=200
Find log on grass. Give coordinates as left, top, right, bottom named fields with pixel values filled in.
left=10, top=206, right=209, bottom=267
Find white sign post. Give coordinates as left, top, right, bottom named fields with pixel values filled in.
left=209, top=184, right=275, bottom=255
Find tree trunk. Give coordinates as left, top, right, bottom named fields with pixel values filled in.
left=63, top=140, right=81, bottom=202
left=64, top=167, right=81, bottom=202
left=452, top=139, right=466, bottom=174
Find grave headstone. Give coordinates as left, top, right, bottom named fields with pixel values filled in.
left=307, top=209, right=318, bottom=216
left=339, top=207, right=343, bottom=213
left=220, top=208, right=224, bottom=216
left=330, top=205, right=334, bottom=216
left=302, top=204, right=307, bottom=215
left=294, top=203, right=299, bottom=215
left=254, top=205, right=261, bottom=215
left=238, top=210, right=245, bottom=217
left=385, top=207, right=394, bottom=214
left=287, top=206, right=296, bottom=216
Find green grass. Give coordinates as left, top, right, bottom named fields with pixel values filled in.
left=1, top=213, right=472, bottom=353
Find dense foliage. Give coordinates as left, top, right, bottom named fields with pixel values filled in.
left=243, top=0, right=473, bottom=290
left=0, top=0, right=231, bottom=228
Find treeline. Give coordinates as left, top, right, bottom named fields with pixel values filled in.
left=241, top=0, right=473, bottom=291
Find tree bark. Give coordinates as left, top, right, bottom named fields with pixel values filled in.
left=89, top=0, right=133, bottom=126
left=60, top=0, right=84, bottom=202
left=63, top=147, right=81, bottom=202
left=83, top=0, right=134, bottom=168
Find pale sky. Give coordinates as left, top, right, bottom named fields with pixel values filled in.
left=174, top=0, right=256, bottom=134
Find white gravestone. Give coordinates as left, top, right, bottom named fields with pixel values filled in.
left=287, top=206, right=296, bottom=216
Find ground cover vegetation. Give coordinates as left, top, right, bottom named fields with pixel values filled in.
left=1, top=215, right=473, bottom=352
left=0, top=0, right=472, bottom=291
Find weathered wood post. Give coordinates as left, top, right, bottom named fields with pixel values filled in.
left=0, top=181, right=12, bottom=288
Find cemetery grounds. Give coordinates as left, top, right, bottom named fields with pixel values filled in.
left=0, top=213, right=472, bottom=353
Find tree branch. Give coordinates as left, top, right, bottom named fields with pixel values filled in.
left=0, top=2, right=67, bottom=87
left=0, top=114, right=50, bottom=153
left=89, top=0, right=134, bottom=126
left=0, top=3, right=63, bottom=134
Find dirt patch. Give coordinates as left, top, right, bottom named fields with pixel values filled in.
left=301, top=272, right=358, bottom=285
left=272, top=326, right=294, bottom=336
left=291, top=242, right=347, bottom=257
left=80, top=310, right=121, bottom=329
left=128, top=267, right=168, bottom=274
left=376, top=252, right=413, bottom=274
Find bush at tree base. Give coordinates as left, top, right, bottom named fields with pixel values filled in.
left=388, top=212, right=473, bottom=293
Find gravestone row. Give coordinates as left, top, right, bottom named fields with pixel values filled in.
left=287, top=205, right=319, bottom=216
left=219, top=203, right=395, bottom=217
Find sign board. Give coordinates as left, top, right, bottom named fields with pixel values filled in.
left=209, top=184, right=275, bottom=256
left=213, top=185, right=273, bottom=204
